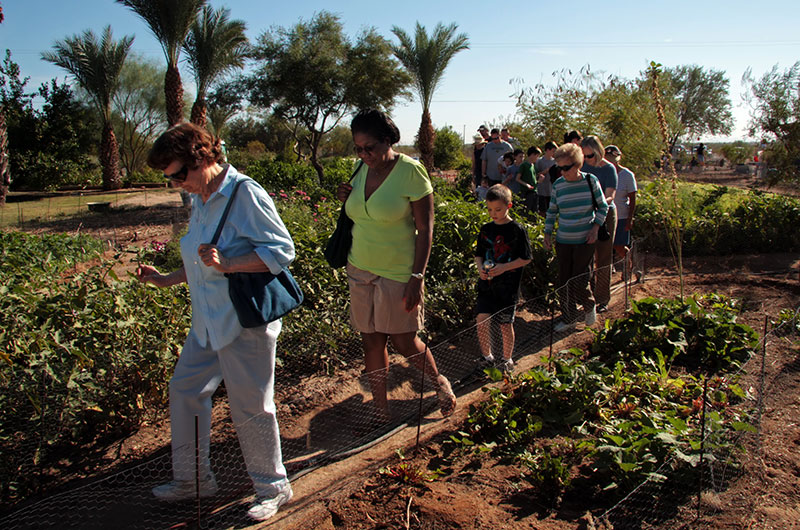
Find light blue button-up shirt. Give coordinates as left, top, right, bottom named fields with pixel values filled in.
left=180, top=165, right=295, bottom=350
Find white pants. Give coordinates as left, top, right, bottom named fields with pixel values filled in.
left=169, top=320, right=288, bottom=497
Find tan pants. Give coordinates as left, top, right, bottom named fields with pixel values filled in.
left=593, top=207, right=617, bottom=306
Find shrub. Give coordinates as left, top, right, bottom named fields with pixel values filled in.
left=635, top=182, right=800, bottom=255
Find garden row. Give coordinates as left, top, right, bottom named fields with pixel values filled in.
left=1, top=160, right=798, bottom=508
left=448, top=295, right=759, bottom=511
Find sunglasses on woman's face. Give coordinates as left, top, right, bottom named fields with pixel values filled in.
left=354, top=143, right=379, bottom=155
left=164, top=165, right=188, bottom=182
left=584, top=153, right=596, bottom=159
left=556, top=163, right=576, bottom=172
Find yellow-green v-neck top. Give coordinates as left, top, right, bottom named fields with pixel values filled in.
left=345, top=153, right=433, bottom=283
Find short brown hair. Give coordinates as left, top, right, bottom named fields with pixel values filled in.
left=486, top=183, right=512, bottom=204
left=147, top=122, right=224, bottom=171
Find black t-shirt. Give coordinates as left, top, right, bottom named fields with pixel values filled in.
left=475, top=219, right=532, bottom=295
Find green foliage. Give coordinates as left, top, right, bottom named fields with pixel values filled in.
left=592, top=295, right=758, bottom=373
left=719, top=141, right=753, bottom=166
left=454, top=297, right=757, bottom=501
left=636, top=181, right=800, bottom=255
left=247, top=10, right=411, bottom=180
left=433, top=126, right=467, bottom=170
left=742, top=61, right=800, bottom=184
left=112, top=53, right=167, bottom=178
left=662, top=65, right=734, bottom=146
left=1, top=52, right=99, bottom=191
left=513, top=66, right=665, bottom=179
left=0, top=232, right=190, bottom=504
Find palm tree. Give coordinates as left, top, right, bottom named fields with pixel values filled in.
left=391, top=22, right=469, bottom=174
left=0, top=2, right=9, bottom=204
left=42, top=26, right=133, bottom=190
left=116, top=0, right=205, bottom=126
left=183, top=5, right=248, bottom=128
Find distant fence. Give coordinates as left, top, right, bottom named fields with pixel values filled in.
left=3, top=244, right=790, bottom=529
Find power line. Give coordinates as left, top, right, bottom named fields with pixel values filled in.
left=471, top=40, right=800, bottom=49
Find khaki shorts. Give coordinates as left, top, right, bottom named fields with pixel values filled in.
left=347, top=262, right=424, bottom=334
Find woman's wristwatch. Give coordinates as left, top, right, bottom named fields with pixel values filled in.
left=410, top=272, right=424, bottom=280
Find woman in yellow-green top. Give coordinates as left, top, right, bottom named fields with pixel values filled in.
left=336, top=109, right=456, bottom=422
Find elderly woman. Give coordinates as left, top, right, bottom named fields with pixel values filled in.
left=336, top=109, right=456, bottom=421
left=544, top=143, right=608, bottom=332
left=581, top=136, right=618, bottom=313
left=136, top=123, right=292, bottom=522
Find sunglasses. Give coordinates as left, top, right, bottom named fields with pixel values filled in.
left=164, top=165, right=188, bottom=182
left=354, top=143, right=379, bottom=155
left=556, top=163, right=576, bottom=172
left=584, top=153, right=596, bottom=159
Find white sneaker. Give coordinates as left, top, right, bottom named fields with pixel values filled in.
left=553, top=319, right=576, bottom=332
left=247, top=484, right=293, bottom=521
left=152, top=475, right=218, bottom=501
left=500, top=358, right=514, bottom=374
left=585, top=306, right=597, bottom=326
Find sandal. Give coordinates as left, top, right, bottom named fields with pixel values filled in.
left=436, top=375, right=457, bottom=417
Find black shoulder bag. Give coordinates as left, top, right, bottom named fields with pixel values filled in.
left=210, top=179, right=304, bottom=328
left=586, top=175, right=611, bottom=242
left=324, top=160, right=365, bottom=268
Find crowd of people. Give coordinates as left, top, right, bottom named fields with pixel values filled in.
left=135, top=114, right=638, bottom=522
left=472, top=126, right=638, bottom=338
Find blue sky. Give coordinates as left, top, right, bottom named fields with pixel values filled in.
left=2, top=0, right=799, bottom=144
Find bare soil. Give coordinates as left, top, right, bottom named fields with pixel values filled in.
left=7, top=170, right=800, bottom=529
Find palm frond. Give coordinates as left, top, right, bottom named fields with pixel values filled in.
left=116, top=0, right=205, bottom=65
left=183, top=5, right=249, bottom=98
left=391, top=22, right=469, bottom=111
left=42, top=25, right=134, bottom=121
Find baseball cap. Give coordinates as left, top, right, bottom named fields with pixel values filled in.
left=477, top=125, right=488, bottom=131
left=605, top=145, right=621, bottom=156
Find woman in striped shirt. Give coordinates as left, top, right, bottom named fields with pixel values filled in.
left=543, top=143, right=608, bottom=332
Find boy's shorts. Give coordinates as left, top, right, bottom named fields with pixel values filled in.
left=476, top=290, right=517, bottom=324
left=347, top=262, right=424, bottom=334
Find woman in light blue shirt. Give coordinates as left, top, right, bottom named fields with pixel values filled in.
left=136, top=123, right=293, bottom=522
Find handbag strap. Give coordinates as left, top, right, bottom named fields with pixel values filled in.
left=210, top=179, right=245, bottom=246
left=586, top=174, right=599, bottom=212
left=349, top=159, right=365, bottom=184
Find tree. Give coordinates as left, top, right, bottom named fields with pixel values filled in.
left=662, top=65, right=733, bottom=150
left=432, top=125, right=466, bottom=170
left=248, top=11, right=411, bottom=181
left=112, top=54, right=167, bottom=178
left=42, top=26, right=133, bottom=190
left=514, top=66, right=666, bottom=178
left=183, top=5, right=248, bottom=128
left=206, top=79, right=244, bottom=139
left=117, top=0, right=205, bottom=127
left=1, top=52, right=99, bottom=191
left=0, top=3, right=8, bottom=204
left=743, top=62, right=800, bottom=183
left=391, top=22, right=469, bottom=174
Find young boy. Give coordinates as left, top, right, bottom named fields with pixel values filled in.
left=502, top=149, right=525, bottom=194
left=517, top=146, right=541, bottom=213
left=474, top=185, right=533, bottom=374
left=475, top=176, right=490, bottom=201
left=536, top=141, right=558, bottom=216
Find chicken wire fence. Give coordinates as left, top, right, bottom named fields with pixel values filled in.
left=6, top=240, right=786, bottom=530
left=594, top=310, right=798, bottom=529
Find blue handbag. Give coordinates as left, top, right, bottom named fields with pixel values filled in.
left=210, top=179, right=304, bottom=327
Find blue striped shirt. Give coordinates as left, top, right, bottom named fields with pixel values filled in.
left=544, top=172, right=608, bottom=244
